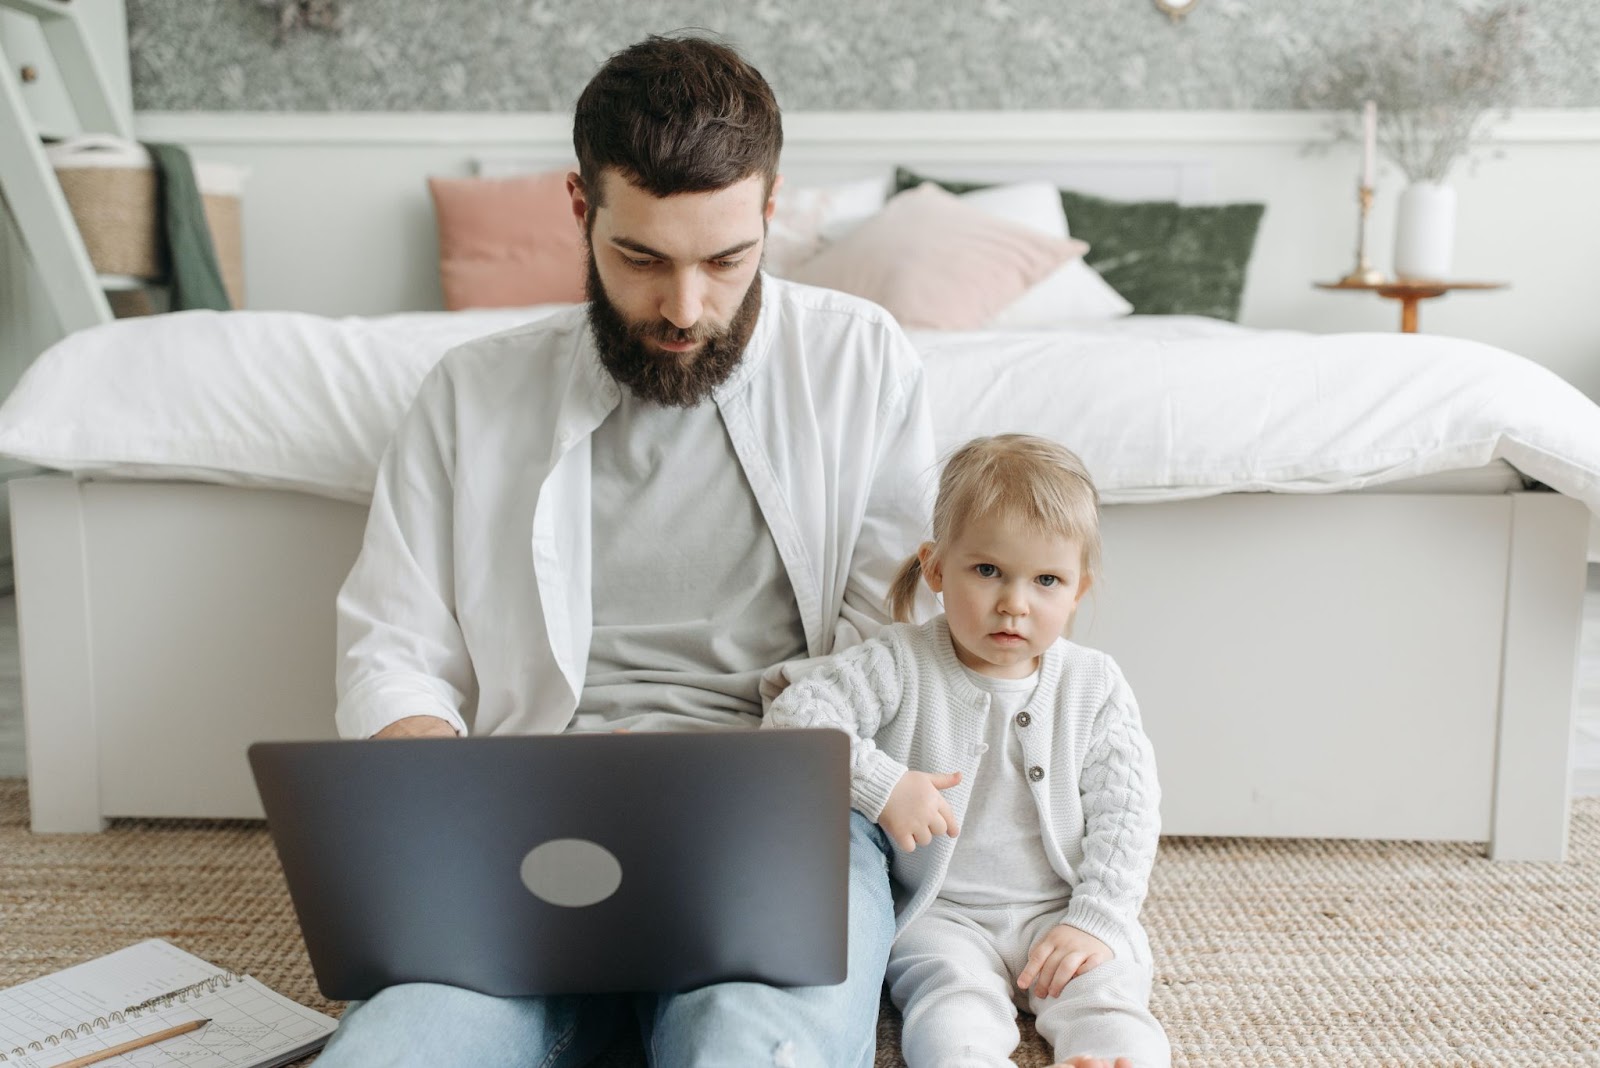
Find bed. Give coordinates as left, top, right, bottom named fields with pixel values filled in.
left=4, top=145, right=1598, bottom=859
left=2, top=298, right=1595, bottom=861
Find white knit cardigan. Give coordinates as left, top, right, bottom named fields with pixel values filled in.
left=765, top=616, right=1161, bottom=957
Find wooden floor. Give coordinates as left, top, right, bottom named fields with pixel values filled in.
left=2, top=581, right=1598, bottom=795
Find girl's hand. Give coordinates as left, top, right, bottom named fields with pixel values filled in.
left=1018, top=924, right=1114, bottom=999
left=877, top=770, right=962, bottom=851
left=1047, top=1057, right=1133, bottom=1068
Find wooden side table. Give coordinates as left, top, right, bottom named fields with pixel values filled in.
left=1315, top=279, right=1508, bottom=333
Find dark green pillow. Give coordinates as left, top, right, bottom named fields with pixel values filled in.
left=894, top=167, right=1265, bottom=321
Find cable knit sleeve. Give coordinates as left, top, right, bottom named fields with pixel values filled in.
left=763, top=631, right=910, bottom=820
left=1062, top=660, right=1162, bottom=952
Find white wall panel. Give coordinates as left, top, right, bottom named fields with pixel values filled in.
left=113, top=108, right=1600, bottom=403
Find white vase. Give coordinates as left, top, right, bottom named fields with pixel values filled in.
left=1393, top=181, right=1457, bottom=281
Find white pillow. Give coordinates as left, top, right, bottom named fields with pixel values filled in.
left=989, top=260, right=1134, bottom=326
left=0, top=307, right=562, bottom=501
left=957, top=181, right=1072, bottom=239
left=766, top=176, right=891, bottom=277
left=956, top=181, right=1133, bottom=325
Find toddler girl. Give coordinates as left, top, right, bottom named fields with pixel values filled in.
left=767, top=434, right=1168, bottom=1068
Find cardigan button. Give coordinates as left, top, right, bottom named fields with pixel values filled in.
left=1028, top=765, right=1045, bottom=782
left=1015, top=711, right=1032, bottom=728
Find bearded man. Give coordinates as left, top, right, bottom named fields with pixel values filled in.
left=323, top=32, right=936, bottom=1067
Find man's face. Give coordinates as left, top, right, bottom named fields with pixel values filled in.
left=572, top=169, right=778, bottom=407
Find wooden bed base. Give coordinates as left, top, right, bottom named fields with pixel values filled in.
left=9, top=475, right=1589, bottom=860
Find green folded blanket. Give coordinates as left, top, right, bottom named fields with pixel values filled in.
left=145, top=141, right=231, bottom=312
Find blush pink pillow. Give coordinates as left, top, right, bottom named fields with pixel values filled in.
left=787, top=183, right=1088, bottom=330
left=428, top=170, right=586, bottom=310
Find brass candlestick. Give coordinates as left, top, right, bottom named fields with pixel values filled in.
left=1339, top=183, right=1386, bottom=286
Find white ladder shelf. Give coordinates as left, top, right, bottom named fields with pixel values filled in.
left=0, top=0, right=129, bottom=334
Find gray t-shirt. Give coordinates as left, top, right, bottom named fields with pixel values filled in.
left=939, top=666, right=1070, bottom=907
left=567, top=391, right=809, bottom=734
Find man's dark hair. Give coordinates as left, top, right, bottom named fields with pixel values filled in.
left=573, top=33, right=782, bottom=208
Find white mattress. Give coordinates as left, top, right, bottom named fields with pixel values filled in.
left=912, top=316, right=1600, bottom=510
left=0, top=306, right=1596, bottom=515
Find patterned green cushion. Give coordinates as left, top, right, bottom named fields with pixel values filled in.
left=894, top=167, right=1265, bottom=321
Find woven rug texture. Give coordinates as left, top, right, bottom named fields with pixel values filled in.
left=2, top=781, right=1596, bottom=1066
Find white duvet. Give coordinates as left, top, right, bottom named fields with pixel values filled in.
left=2, top=308, right=1599, bottom=515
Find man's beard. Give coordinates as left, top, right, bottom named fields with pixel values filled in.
left=585, top=252, right=762, bottom=408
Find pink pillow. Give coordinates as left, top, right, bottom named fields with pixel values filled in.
left=787, top=183, right=1088, bottom=330
left=428, top=170, right=586, bottom=310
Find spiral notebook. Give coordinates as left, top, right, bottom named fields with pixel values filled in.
left=0, top=939, right=336, bottom=1068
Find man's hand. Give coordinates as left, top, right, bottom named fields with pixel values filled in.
left=878, top=770, right=961, bottom=851
left=372, top=715, right=458, bottom=739
left=1018, top=924, right=1115, bottom=1000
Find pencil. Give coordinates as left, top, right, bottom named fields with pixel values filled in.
left=53, top=1018, right=210, bottom=1068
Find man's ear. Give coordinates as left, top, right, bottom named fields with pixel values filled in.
left=765, top=174, right=784, bottom=223
left=567, top=171, right=591, bottom=233
left=918, top=541, right=943, bottom=594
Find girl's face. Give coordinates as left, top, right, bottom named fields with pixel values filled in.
left=920, top=511, right=1091, bottom=679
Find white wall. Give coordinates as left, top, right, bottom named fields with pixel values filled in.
left=107, top=108, right=1600, bottom=402
left=5, top=108, right=1600, bottom=402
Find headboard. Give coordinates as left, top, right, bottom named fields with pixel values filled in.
left=475, top=154, right=1215, bottom=203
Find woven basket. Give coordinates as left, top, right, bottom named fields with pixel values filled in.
left=48, top=137, right=248, bottom=309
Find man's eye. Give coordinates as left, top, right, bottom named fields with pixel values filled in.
left=975, top=564, right=999, bottom=578
left=625, top=257, right=656, bottom=269
left=711, top=258, right=745, bottom=270
left=1037, top=575, right=1060, bottom=588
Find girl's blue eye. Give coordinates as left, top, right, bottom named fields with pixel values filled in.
left=975, top=564, right=999, bottom=578
left=1038, top=575, right=1059, bottom=588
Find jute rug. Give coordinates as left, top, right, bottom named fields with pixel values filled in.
left=3, top=779, right=1597, bottom=1066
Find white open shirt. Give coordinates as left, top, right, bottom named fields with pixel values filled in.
left=335, top=277, right=937, bottom=739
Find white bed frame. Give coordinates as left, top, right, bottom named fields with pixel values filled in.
left=11, top=475, right=1588, bottom=860
left=3, top=130, right=1590, bottom=859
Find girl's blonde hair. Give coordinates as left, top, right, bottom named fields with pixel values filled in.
left=888, top=434, right=1101, bottom=623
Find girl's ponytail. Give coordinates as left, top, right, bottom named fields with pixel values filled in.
left=887, top=553, right=925, bottom=623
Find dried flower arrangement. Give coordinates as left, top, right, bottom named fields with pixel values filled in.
left=1300, top=3, right=1536, bottom=183
left=257, top=0, right=347, bottom=45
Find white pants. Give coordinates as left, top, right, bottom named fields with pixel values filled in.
left=886, top=899, right=1171, bottom=1068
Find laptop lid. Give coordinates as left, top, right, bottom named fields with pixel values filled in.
left=248, top=730, right=849, bottom=1000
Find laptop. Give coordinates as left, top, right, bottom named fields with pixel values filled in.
left=248, top=729, right=849, bottom=1000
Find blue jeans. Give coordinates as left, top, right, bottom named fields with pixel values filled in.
left=314, top=812, right=895, bottom=1067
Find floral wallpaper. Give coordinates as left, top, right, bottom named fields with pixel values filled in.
left=126, top=0, right=1600, bottom=112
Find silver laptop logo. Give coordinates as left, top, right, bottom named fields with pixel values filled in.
left=519, top=839, right=623, bottom=907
